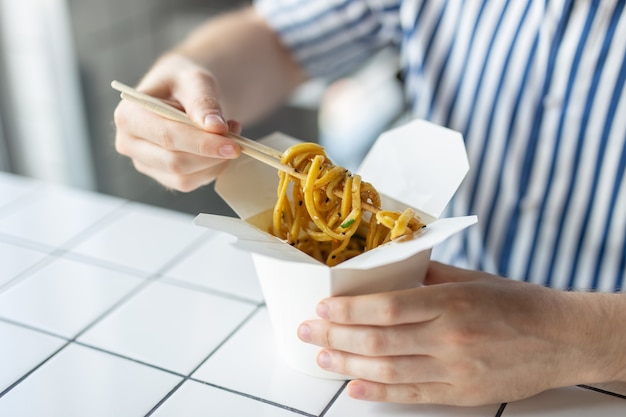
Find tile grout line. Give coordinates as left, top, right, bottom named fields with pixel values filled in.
left=318, top=380, right=349, bottom=417
left=0, top=315, right=75, bottom=399
left=494, top=402, right=507, bottom=417
left=578, top=384, right=626, bottom=400
left=181, top=380, right=317, bottom=417
left=0, top=243, right=153, bottom=296
left=0, top=279, right=160, bottom=399
left=3, top=241, right=257, bottom=406
left=1, top=192, right=129, bottom=255
left=142, top=380, right=186, bottom=417
left=1, top=206, right=226, bottom=356
left=0, top=252, right=59, bottom=294
left=0, top=316, right=191, bottom=400
left=69, top=280, right=156, bottom=340
left=2, top=191, right=327, bottom=415
left=0, top=316, right=71, bottom=343
left=56, top=200, right=133, bottom=251
left=60, top=250, right=154, bottom=279
left=158, top=275, right=262, bottom=306
left=0, top=232, right=56, bottom=253
left=0, top=218, right=250, bottom=402
left=184, top=304, right=263, bottom=377
left=0, top=342, right=72, bottom=399
left=3, top=198, right=625, bottom=416
left=144, top=304, right=264, bottom=417
left=71, top=341, right=187, bottom=378
left=61, top=221, right=216, bottom=342
left=151, top=228, right=215, bottom=274
left=0, top=201, right=135, bottom=293
left=145, top=304, right=315, bottom=417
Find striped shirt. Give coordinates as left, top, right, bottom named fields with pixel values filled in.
left=254, top=0, right=626, bottom=292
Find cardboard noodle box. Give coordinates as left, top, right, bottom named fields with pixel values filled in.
left=194, top=119, right=477, bottom=379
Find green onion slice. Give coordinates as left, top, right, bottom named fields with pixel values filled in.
left=340, top=218, right=356, bottom=228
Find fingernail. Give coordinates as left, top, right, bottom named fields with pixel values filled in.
left=204, top=114, right=226, bottom=128
left=347, top=381, right=365, bottom=398
left=316, top=302, right=329, bottom=320
left=218, top=144, right=237, bottom=157
left=317, top=351, right=331, bottom=368
left=297, top=324, right=311, bottom=342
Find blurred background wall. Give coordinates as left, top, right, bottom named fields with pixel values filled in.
left=0, top=0, right=403, bottom=216
left=0, top=0, right=94, bottom=189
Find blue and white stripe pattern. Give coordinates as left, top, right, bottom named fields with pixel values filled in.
left=254, top=0, right=626, bottom=292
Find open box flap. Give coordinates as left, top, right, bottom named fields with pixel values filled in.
left=193, top=213, right=320, bottom=265
left=335, top=215, right=477, bottom=270
left=357, top=119, right=469, bottom=219
left=194, top=213, right=477, bottom=270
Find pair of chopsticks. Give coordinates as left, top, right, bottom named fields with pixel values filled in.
left=111, top=80, right=301, bottom=177
left=111, top=80, right=381, bottom=214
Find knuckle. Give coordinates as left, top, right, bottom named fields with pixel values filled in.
left=130, top=159, right=146, bottom=175
left=363, top=331, right=386, bottom=355
left=113, top=103, right=127, bottom=128
left=114, top=134, right=128, bottom=155
left=163, top=153, right=187, bottom=176
left=442, top=325, right=475, bottom=347
left=171, top=176, right=198, bottom=193
left=405, top=384, right=424, bottom=403
left=322, top=325, right=334, bottom=348
left=374, top=360, right=399, bottom=383
left=449, top=358, right=479, bottom=380
left=195, top=138, right=214, bottom=156
left=371, top=383, right=390, bottom=402
left=331, top=299, right=352, bottom=323
left=181, top=67, right=212, bottom=83
left=445, top=287, right=474, bottom=315
left=379, top=296, right=403, bottom=324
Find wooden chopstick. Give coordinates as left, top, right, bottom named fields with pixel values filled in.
left=111, top=80, right=382, bottom=214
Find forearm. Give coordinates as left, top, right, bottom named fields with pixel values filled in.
left=564, top=291, right=626, bottom=383
left=169, top=6, right=308, bottom=124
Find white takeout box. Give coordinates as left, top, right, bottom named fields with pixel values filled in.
left=194, top=119, right=477, bottom=379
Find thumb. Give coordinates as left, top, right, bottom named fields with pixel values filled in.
left=172, top=71, right=229, bottom=134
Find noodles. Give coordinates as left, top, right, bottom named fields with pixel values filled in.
left=271, top=142, right=425, bottom=266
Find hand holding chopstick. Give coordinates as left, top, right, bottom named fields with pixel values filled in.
left=111, top=81, right=296, bottom=176
left=111, top=80, right=383, bottom=214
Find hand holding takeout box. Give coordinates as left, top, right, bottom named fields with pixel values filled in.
left=194, top=119, right=477, bottom=379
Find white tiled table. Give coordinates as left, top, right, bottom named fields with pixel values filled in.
left=1, top=171, right=624, bottom=417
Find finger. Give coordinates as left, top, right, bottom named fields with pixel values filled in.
left=132, top=158, right=226, bottom=192
left=298, top=320, right=438, bottom=356
left=171, top=70, right=228, bottom=133
left=346, top=380, right=457, bottom=405
left=316, top=287, right=442, bottom=326
left=137, top=68, right=229, bottom=134
left=114, top=99, right=240, bottom=159
left=316, top=349, right=445, bottom=385
left=116, top=133, right=223, bottom=177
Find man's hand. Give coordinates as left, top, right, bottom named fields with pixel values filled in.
left=298, top=261, right=623, bottom=406
left=113, top=54, right=242, bottom=192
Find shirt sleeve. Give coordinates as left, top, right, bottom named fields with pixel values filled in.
left=254, top=0, right=402, bottom=80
